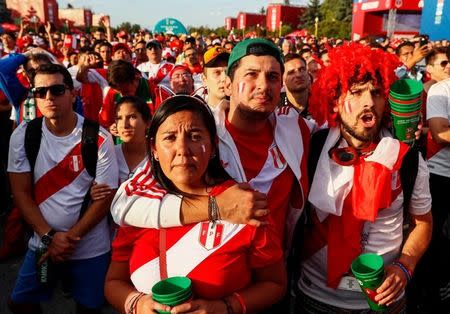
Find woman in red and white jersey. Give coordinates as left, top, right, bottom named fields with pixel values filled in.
left=105, top=95, right=286, bottom=313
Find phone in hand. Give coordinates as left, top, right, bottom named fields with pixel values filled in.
left=419, top=37, right=428, bottom=47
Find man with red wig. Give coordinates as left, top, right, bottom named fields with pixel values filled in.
left=297, top=44, right=433, bottom=312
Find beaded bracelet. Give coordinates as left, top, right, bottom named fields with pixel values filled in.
left=222, top=297, right=234, bottom=314
left=208, top=195, right=221, bottom=224
left=233, top=292, right=247, bottom=314
left=392, top=260, right=412, bottom=283
left=127, top=292, right=145, bottom=314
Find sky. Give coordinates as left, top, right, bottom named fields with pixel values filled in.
left=58, top=0, right=308, bottom=30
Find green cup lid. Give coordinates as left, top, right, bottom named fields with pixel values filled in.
left=152, top=276, right=192, bottom=299
left=389, top=79, right=423, bottom=100
left=351, top=253, right=384, bottom=278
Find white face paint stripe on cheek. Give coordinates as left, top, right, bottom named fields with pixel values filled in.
left=202, top=144, right=206, bottom=153
left=238, top=81, right=246, bottom=95
left=344, top=99, right=352, bottom=114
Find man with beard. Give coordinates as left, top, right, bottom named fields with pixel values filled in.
left=280, top=53, right=311, bottom=119
left=110, top=38, right=312, bottom=298
left=201, top=46, right=230, bottom=107
left=297, top=44, right=432, bottom=313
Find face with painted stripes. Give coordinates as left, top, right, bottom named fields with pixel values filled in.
left=334, top=81, right=385, bottom=148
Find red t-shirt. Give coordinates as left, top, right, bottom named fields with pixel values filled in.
left=224, top=115, right=296, bottom=245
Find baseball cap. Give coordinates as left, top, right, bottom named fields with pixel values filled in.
left=112, top=43, right=131, bottom=55
left=146, top=40, right=162, bottom=50
left=226, top=38, right=284, bottom=74
left=117, top=30, right=128, bottom=39
left=203, top=46, right=230, bottom=68
left=169, top=65, right=192, bottom=79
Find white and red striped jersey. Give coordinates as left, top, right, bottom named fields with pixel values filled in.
left=8, top=114, right=119, bottom=259
left=112, top=219, right=282, bottom=298
left=299, top=128, right=431, bottom=310
left=111, top=101, right=313, bottom=248
left=426, top=78, right=450, bottom=178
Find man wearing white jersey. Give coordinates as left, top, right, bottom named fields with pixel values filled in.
left=137, top=40, right=174, bottom=90
left=422, top=76, right=450, bottom=309
left=297, top=44, right=432, bottom=313
left=7, top=64, right=118, bottom=314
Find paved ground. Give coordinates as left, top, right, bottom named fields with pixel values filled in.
left=0, top=216, right=118, bottom=314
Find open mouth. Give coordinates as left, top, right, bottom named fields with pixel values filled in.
left=360, top=112, right=376, bottom=128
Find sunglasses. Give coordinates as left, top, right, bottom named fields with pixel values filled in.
left=328, top=137, right=377, bottom=166
left=436, top=60, right=449, bottom=68
left=32, top=84, right=68, bottom=99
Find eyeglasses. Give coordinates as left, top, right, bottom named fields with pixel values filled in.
left=171, top=73, right=191, bottom=80
left=328, top=137, right=377, bottom=166
left=434, top=60, right=449, bottom=68
left=32, top=84, right=68, bottom=98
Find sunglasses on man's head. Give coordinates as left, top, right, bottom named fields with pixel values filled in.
left=32, top=84, right=68, bottom=99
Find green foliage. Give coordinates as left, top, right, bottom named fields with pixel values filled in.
left=301, top=0, right=322, bottom=32
left=259, top=6, right=266, bottom=14
left=114, top=22, right=142, bottom=34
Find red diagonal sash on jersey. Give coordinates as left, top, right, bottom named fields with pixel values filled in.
left=154, top=63, right=174, bottom=85
left=34, top=142, right=85, bottom=205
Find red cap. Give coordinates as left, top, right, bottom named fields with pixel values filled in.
left=117, top=30, right=128, bottom=39
left=169, top=65, right=191, bottom=79
left=112, top=43, right=131, bottom=55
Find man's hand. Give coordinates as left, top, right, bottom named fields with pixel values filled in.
left=44, top=21, right=52, bottom=35
left=46, top=231, right=80, bottom=262
left=216, top=183, right=269, bottom=227
left=411, top=44, right=431, bottom=66
left=374, top=264, right=407, bottom=306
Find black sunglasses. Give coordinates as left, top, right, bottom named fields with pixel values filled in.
left=439, top=60, right=449, bottom=68
left=32, top=84, right=68, bottom=99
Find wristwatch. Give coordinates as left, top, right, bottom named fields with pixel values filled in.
left=41, top=229, right=56, bottom=246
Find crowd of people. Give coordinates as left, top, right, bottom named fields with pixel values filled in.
left=0, top=20, right=449, bottom=314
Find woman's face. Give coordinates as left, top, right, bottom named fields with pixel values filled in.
left=116, top=102, right=149, bottom=143
left=153, top=110, right=213, bottom=193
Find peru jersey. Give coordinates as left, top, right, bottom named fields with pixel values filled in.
left=112, top=220, right=282, bottom=299
left=8, top=114, right=119, bottom=259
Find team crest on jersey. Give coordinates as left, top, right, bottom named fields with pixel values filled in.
left=269, top=145, right=286, bottom=169
left=199, top=221, right=223, bottom=250
left=69, top=155, right=83, bottom=173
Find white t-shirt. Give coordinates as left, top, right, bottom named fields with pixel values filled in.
left=426, top=78, right=450, bottom=177
left=114, top=144, right=147, bottom=185
left=137, top=60, right=173, bottom=89
left=8, top=114, right=119, bottom=259
left=299, top=155, right=431, bottom=310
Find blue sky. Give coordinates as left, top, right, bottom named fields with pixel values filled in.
left=59, top=0, right=308, bottom=29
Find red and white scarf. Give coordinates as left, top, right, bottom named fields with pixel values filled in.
left=307, top=127, right=410, bottom=288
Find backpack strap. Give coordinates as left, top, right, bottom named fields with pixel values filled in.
left=286, top=128, right=330, bottom=299
left=24, top=116, right=44, bottom=174
left=400, top=145, right=419, bottom=218
left=79, top=118, right=99, bottom=220
left=81, top=118, right=99, bottom=178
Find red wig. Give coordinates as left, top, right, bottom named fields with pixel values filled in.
left=309, top=43, right=401, bottom=127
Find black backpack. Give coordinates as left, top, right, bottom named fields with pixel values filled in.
left=24, top=116, right=99, bottom=218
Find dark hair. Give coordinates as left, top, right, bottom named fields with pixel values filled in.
left=32, top=63, right=74, bottom=90
left=98, top=41, right=112, bottom=50
left=115, top=95, right=151, bottom=123
left=395, top=41, right=414, bottom=56
left=148, top=95, right=231, bottom=195
left=284, top=53, right=306, bottom=65
left=425, top=47, right=448, bottom=65
left=107, top=60, right=139, bottom=88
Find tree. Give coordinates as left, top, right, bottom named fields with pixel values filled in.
left=301, top=0, right=321, bottom=32
left=259, top=6, right=266, bottom=14
left=284, top=0, right=291, bottom=4
left=319, top=0, right=352, bottom=38
left=67, top=3, right=73, bottom=9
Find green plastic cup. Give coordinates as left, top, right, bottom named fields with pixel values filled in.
left=389, top=79, right=423, bottom=100
left=389, top=100, right=422, bottom=113
left=152, top=276, right=192, bottom=313
left=391, top=111, right=420, bottom=145
left=351, top=253, right=387, bottom=311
